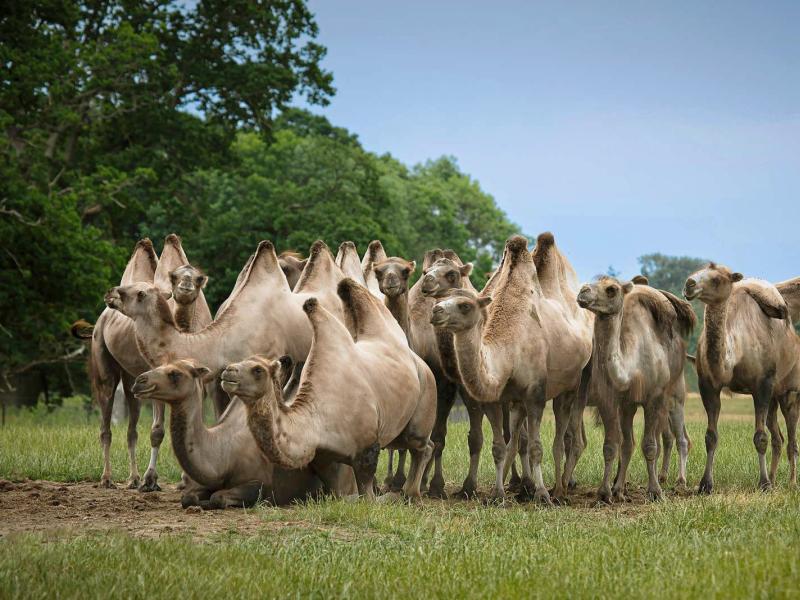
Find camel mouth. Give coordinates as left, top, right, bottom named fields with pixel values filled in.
left=429, top=314, right=449, bottom=328
left=683, top=289, right=699, bottom=301
left=382, top=284, right=404, bottom=297
left=576, top=297, right=592, bottom=309
left=420, top=284, right=439, bottom=297
left=104, top=294, right=121, bottom=310
left=220, top=379, right=240, bottom=394
left=131, top=384, right=157, bottom=398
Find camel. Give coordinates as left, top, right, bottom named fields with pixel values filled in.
left=105, top=240, right=347, bottom=405
left=336, top=242, right=368, bottom=286
left=576, top=276, right=695, bottom=501
left=430, top=235, right=592, bottom=503
left=361, top=240, right=387, bottom=300
left=278, top=251, right=307, bottom=291
left=685, top=263, right=800, bottom=492
left=130, top=359, right=355, bottom=508
left=82, top=236, right=212, bottom=491
left=155, top=233, right=212, bottom=332
left=237, top=279, right=436, bottom=499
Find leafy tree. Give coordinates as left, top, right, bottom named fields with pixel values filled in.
left=638, top=253, right=707, bottom=296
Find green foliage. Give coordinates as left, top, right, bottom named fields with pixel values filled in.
left=638, top=253, right=707, bottom=296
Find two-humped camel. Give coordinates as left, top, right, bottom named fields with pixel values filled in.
left=431, top=234, right=592, bottom=503
left=685, top=263, right=800, bottom=492
left=131, top=359, right=355, bottom=508
left=81, top=235, right=210, bottom=490
left=236, top=278, right=437, bottom=499
left=577, top=276, right=695, bottom=501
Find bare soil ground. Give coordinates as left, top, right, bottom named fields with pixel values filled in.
left=0, top=478, right=695, bottom=541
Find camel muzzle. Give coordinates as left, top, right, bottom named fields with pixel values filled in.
left=131, top=374, right=156, bottom=397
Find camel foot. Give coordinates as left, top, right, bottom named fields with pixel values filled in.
left=99, top=478, right=116, bottom=489
left=658, top=473, right=667, bottom=484
left=139, top=472, right=161, bottom=493
left=647, top=488, right=664, bottom=502
left=759, top=479, right=772, bottom=492
left=515, top=478, right=537, bottom=502
left=533, top=488, right=554, bottom=507
left=507, top=474, right=522, bottom=493
left=376, top=492, right=402, bottom=504
left=567, top=478, right=577, bottom=491
left=674, top=478, right=687, bottom=492
left=697, top=478, right=713, bottom=495
left=426, top=484, right=448, bottom=500
left=549, top=487, right=569, bottom=506
left=611, top=489, right=626, bottom=503
left=388, top=472, right=407, bottom=493
left=126, top=477, right=141, bottom=490
left=484, top=489, right=506, bottom=505
left=456, top=480, right=478, bottom=499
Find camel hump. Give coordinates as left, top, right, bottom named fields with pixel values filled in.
left=296, top=240, right=339, bottom=292
left=70, top=319, right=94, bottom=339
left=336, top=241, right=366, bottom=284
left=505, top=235, right=531, bottom=264
left=659, top=290, right=697, bottom=337
left=631, top=287, right=678, bottom=337
left=155, top=233, right=191, bottom=291
left=302, top=297, right=319, bottom=315
left=422, top=248, right=444, bottom=270
left=743, top=283, right=789, bottom=321
left=776, top=277, right=800, bottom=323
left=441, top=249, right=464, bottom=266
left=361, top=240, right=387, bottom=268
left=337, top=278, right=387, bottom=340
left=120, top=238, right=158, bottom=285
left=164, top=233, right=181, bottom=247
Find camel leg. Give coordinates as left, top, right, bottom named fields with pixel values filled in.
left=389, top=450, right=408, bottom=492
left=596, top=399, right=620, bottom=503
left=457, top=394, right=484, bottom=498
left=121, top=374, right=142, bottom=489
left=480, top=402, right=507, bottom=501
left=424, top=379, right=456, bottom=499
left=503, top=402, right=529, bottom=490
left=521, top=392, right=552, bottom=505
left=667, top=401, right=689, bottom=488
left=502, top=401, right=522, bottom=489
left=562, top=405, right=586, bottom=493
left=659, top=423, right=673, bottom=484
left=551, top=394, right=572, bottom=503
left=383, top=450, right=395, bottom=490
left=353, top=443, right=380, bottom=500
left=781, top=393, right=800, bottom=486
left=180, top=481, right=212, bottom=508
left=698, top=380, right=722, bottom=494
left=98, top=386, right=117, bottom=489
left=642, top=400, right=664, bottom=501
left=767, top=396, right=784, bottom=485
left=140, top=400, right=164, bottom=492
left=208, top=482, right=265, bottom=509
left=403, top=440, right=435, bottom=500
left=612, top=402, right=636, bottom=502
left=753, top=376, right=775, bottom=491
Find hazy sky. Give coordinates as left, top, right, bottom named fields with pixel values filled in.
left=304, top=1, right=799, bottom=282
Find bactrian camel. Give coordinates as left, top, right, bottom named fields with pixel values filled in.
left=81, top=235, right=209, bottom=491
left=685, top=263, right=800, bottom=492
left=577, top=276, right=695, bottom=501
left=131, top=359, right=355, bottom=507
left=237, top=278, right=436, bottom=499
left=431, top=235, right=592, bottom=503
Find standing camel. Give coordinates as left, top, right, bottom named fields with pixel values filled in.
left=577, top=277, right=695, bottom=501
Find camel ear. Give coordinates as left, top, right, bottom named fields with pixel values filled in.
left=274, top=356, right=294, bottom=388
left=408, top=260, right=416, bottom=273
left=460, top=263, right=474, bottom=277
left=731, top=272, right=744, bottom=282
left=622, top=282, right=634, bottom=294
left=631, top=275, right=649, bottom=285
left=188, top=365, right=211, bottom=380
left=196, top=274, right=208, bottom=288
left=477, top=295, right=492, bottom=308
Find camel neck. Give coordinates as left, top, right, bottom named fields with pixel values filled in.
left=174, top=301, right=197, bottom=332
left=247, top=385, right=315, bottom=470
left=168, top=383, right=225, bottom=486
left=453, top=318, right=502, bottom=402
left=384, top=292, right=410, bottom=339
left=435, top=330, right=460, bottom=382
left=593, top=311, right=633, bottom=391
left=703, top=301, right=730, bottom=383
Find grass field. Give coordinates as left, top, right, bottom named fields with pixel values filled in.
left=1, top=394, right=799, bottom=598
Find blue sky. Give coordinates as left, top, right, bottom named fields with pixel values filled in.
left=305, top=1, right=799, bottom=282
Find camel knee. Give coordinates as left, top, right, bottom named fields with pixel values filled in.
left=150, top=426, right=165, bottom=448
left=467, top=429, right=482, bottom=456
left=753, top=430, right=769, bottom=454
left=491, top=440, right=506, bottom=466
left=354, top=443, right=380, bottom=481
left=99, top=430, right=112, bottom=446
left=602, top=442, right=616, bottom=463
left=705, top=429, right=718, bottom=452
left=789, top=439, right=798, bottom=459
left=642, top=439, right=658, bottom=462
left=771, top=434, right=784, bottom=454
left=127, top=428, right=138, bottom=445
left=529, top=439, right=544, bottom=463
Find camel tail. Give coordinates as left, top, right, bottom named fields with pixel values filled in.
left=70, top=320, right=94, bottom=340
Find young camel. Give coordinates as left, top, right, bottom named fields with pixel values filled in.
left=131, top=359, right=355, bottom=508
left=576, top=277, right=695, bottom=501
left=431, top=235, right=592, bottom=503
left=685, top=263, right=800, bottom=492
left=105, top=240, right=348, bottom=398
left=83, top=236, right=209, bottom=491
left=237, top=279, right=436, bottom=499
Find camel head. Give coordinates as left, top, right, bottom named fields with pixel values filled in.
left=220, top=355, right=293, bottom=405
left=577, top=277, right=634, bottom=315
left=373, top=257, right=416, bottom=298
left=420, top=258, right=473, bottom=298
left=684, top=263, right=743, bottom=304
left=278, top=251, right=307, bottom=290
left=131, top=359, right=210, bottom=403
left=104, top=282, right=173, bottom=323
left=430, top=288, right=492, bottom=332
left=169, top=264, right=207, bottom=305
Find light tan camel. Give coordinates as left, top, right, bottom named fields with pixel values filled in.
left=685, top=263, right=800, bottom=492
left=236, top=279, right=436, bottom=499
left=278, top=251, right=307, bottom=291
left=431, top=235, right=592, bottom=503
left=105, top=240, right=347, bottom=390
left=577, top=277, right=695, bottom=501
left=131, top=359, right=355, bottom=508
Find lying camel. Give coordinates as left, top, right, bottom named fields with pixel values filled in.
left=81, top=236, right=209, bottom=491
left=577, top=277, right=695, bottom=501
left=431, top=235, right=592, bottom=503
left=237, top=279, right=436, bottom=499
left=685, top=263, right=800, bottom=492
left=131, top=359, right=355, bottom=508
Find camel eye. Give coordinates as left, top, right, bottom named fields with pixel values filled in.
left=252, top=366, right=264, bottom=376
left=458, top=303, right=472, bottom=313
left=606, top=287, right=617, bottom=297
left=137, top=290, right=146, bottom=301
left=168, top=371, right=181, bottom=384
left=447, top=272, right=457, bottom=282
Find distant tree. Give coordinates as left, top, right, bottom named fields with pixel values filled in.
left=606, top=265, right=621, bottom=278
left=638, top=253, right=707, bottom=296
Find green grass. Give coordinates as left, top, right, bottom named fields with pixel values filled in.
left=1, top=394, right=798, bottom=598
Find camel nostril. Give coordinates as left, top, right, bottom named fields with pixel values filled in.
left=686, top=279, right=696, bottom=288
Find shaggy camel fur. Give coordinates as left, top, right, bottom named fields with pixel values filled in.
left=685, top=263, right=800, bottom=492
left=131, top=359, right=355, bottom=508
left=431, top=235, right=592, bottom=503
left=238, top=279, right=436, bottom=499
left=105, top=240, right=347, bottom=397
left=577, top=277, right=695, bottom=501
